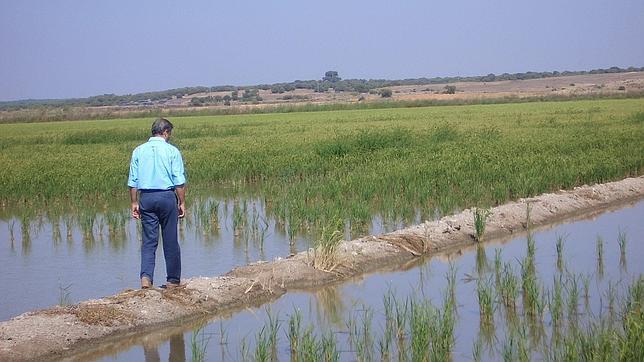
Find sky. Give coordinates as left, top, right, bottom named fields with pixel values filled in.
left=1, top=0, right=643, bottom=101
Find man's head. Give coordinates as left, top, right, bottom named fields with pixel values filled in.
left=151, top=118, right=173, bottom=139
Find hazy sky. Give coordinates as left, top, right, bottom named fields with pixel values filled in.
left=1, top=0, right=643, bottom=101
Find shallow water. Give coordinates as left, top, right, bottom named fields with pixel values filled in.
left=83, top=199, right=644, bottom=361
left=0, top=197, right=414, bottom=321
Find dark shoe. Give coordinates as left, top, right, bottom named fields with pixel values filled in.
left=141, top=276, right=152, bottom=289
left=161, top=281, right=181, bottom=289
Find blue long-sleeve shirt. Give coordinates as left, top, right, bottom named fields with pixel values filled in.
left=128, top=137, right=186, bottom=190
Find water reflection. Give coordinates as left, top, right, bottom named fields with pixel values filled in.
left=20, top=216, right=31, bottom=255
left=312, top=285, right=345, bottom=328
left=8, top=220, right=16, bottom=252
left=142, top=333, right=186, bottom=362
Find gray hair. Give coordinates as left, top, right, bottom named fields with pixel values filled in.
left=151, top=118, right=174, bottom=136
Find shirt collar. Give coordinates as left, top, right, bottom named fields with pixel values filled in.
left=148, top=136, right=167, bottom=142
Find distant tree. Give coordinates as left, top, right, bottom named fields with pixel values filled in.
left=271, top=85, right=285, bottom=94
left=481, top=73, right=496, bottom=82
left=242, top=89, right=259, bottom=100
left=379, top=89, right=393, bottom=98
left=323, top=71, right=341, bottom=83
left=231, top=91, right=239, bottom=101
left=190, top=97, right=204, bottom=106
left=443, top=85, right=456, bottom=94
left=223, top=95, right=231, bottom=102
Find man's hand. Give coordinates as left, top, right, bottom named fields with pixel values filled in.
left=129, top=187, right=140, bottom=219
left=131, top=202, right=141, bottom=219
left=175, top=185, right=186, bottom=219
left=178, top=202, right=186, bottom=219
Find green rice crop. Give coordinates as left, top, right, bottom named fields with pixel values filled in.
left=473, top=207, right=491, bottom=242
left=190, top=324, right=210, bottom=362
left=287, top=308, right=303, bottom=355
left=556, top=234, right=566, bottom=272
left=477, top=277, right=495, bottom=325
left=0, top=98, right=642, bottom=232
left=309, top=218, right=344, bottom=272
left=236, top=273, right=641, bottom=362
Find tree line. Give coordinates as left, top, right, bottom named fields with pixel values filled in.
left=1, top=66, right=642, bottom=110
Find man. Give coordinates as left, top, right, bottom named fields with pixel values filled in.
left=128, top=118, right=186, bottom=289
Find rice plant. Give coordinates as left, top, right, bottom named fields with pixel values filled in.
left=263, top=307, right=280, bottom=359
left=494, top=249, right=503, bottom=284
left=555, top=234, right=566, bottom=272
left=190, top=324, right=210, bottom=362
left=446, top=262, right=458, bottom=308
left=239, top=336, right=250, bottom=362
left=499, top=263, right=519, bottom=311
left=472, top=338, right=483, bottom=362
left=254, top=327, right=270, bottom=362
left=473, top=207, right=491, bottom=242
left=297, top=326, right=318, bottom=361
left=394, top=297, right=408, bottom=342
left=550, top=275, right=564, bottom=325
left=409, top=299, right=433, bottom=361
left=309, top=218, right=344, bottom=272
left=319, top=330, right=339, bottom=362
left=381, top=289, right=395, bottom=360
left=617, top=229, right=627, bottom=270
left=218, top=322, right=228, bottom=346
left=355, top=307, right=374, bottom=362
left=526, top=233, right=536, bottom=260
left=520, top=256, right=542, bottom=318
left=379, top=323, right=392, bottom=361
left=581, top=274, right=591, bottom=313
left=566, top=274, right=580, bottom=321
left=477, top=277, right=495, bottom=325
left=617, top=229, right=627, bottom=254
left=287, top=308, right=303, bottom=355
left=525, top=202, right=532, bottom=230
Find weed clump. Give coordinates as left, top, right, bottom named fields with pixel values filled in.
left=473, top=207, right=491, bottom=242
left=309, top=219, right=344, bottom=272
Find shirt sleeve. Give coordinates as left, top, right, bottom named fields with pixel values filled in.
left=171, top=149, right=186, bottom=186
left=127, top=149, right=139, bottom=188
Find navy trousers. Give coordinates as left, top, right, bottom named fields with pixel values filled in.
left=139, top=190, right=181, bottom=284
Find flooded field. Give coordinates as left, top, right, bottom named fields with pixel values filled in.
left=80, top=199, right=644, bottom=361
left=0, top=195, right=413, bottom=322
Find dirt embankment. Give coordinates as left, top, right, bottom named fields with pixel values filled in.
left=1, top=177, right=643, bottom=361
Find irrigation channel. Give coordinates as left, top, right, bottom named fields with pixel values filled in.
left=94, top=198, right=644, bottom=361
left=0, top=177, right=643, bottom=360
left=0, top=191, right=417, bottom=322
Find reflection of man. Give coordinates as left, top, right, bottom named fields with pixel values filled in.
left=142, top=333, right=186, bottom=362
left=128, top=118, right=186, bottom=289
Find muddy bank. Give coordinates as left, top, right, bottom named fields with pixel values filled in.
left=1, top=176, right=643, bottom=361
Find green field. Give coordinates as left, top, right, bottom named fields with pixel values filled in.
left=1, top=98, right=642, bottom=228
